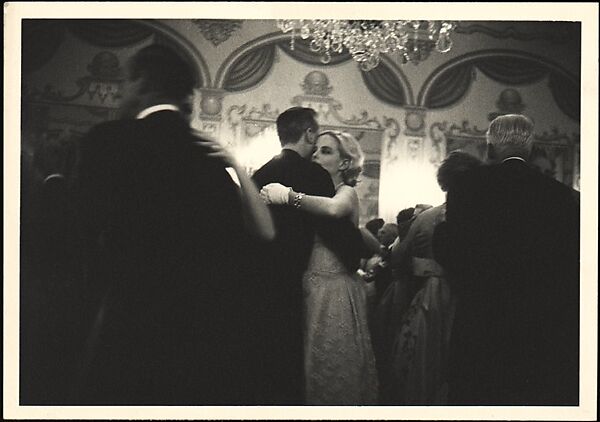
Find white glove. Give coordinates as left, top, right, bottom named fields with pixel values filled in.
left=260, top=183, right=291, bottom=205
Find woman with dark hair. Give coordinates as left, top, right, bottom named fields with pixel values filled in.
left=261, top=130, right=378, bottom=405
left=386, top=151, right=483, bottom=405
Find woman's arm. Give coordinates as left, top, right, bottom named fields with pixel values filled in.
left=389, top=215, right=420, bottom=268
left=260, top=182, right=355, bottom=219
left=195, top=138, right=276, bottom=242
left=359, top=227, right=384, bottom=256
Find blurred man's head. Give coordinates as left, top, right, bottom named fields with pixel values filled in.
left=276, top=107, right=319, bottom=158
left=486, top=114, right=534, bottom=164
left=120, top=44, right=197, bottom=118
left=378, top=223, right=398, bottom=247
left=436, top=151, right=483, bottom=192
left=365, top=218, right=385, bottom=238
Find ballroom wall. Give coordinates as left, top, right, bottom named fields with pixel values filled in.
left=21, top=19, right=581, bottom=224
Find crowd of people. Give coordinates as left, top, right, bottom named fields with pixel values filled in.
left=20, top=43, right=580, bottom=406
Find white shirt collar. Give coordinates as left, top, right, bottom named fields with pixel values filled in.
left=502, top=156, right=526, bottom=163
left=43, top=173, right=65, bottom=184
left=136, top=104, right=180, bottom=120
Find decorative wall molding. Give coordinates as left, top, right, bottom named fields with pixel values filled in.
left=431, top=120, right=579, bottom=146
left=455, top=23, right=577, bottom=44
left=403, top=106, right=427, bottom=137
left=301, top=71, right=334, bottom=96
left=430, top=120, right=488, bottom=139
left=22, top=51, right=124, bottom=105
left=22, top=81, right=123, bottom=105
left=291, top=94, right=383, bottom=129
left=195, top=114, right=222, bottom=138
left=488, top=88, right=526, bottom=121
left=192, top=19, right=243, bottom=46
left=226, top=104, right=280, bottom=139
left=198, top=88, right=227, bottom=117
left=429, top=120, right=488, bottom=164
left=406, top=138, right=424, bottom=161
left=417, top=49, right=579, bottom=116
left=382, top=116, right=402, bottom=163
left=428, top=120, right=578, bottom=186
left=533, top=127, right=579, bottom=145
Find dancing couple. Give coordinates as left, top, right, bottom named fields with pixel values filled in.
left=75, top=42, right=376, bottom=406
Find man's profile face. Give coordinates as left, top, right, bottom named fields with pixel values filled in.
left=306, top=121, right=319, bottom=152
left=117, top=65, right=145, bottom=118
left=378, top=224, right=398, bottom=247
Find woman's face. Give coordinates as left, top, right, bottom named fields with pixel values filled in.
left=312, top=134, right=343, bottom=176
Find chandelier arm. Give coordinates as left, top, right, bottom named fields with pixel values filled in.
left=277, top=19, right=456, bottom=71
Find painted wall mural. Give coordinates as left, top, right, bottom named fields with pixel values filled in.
left=430, top=120, right=578, bottom=186
left=20, top=19, right=581, bottom=226
left=192, top=19, right=243, bottom=46
left=223, top=70, right=400, bottom=225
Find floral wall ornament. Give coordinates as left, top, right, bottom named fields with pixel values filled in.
left=533, top=127, right=578, bottom=145
left=226, top=104, right=246, bottom=134
left=198, top=88, right=226, bottom=116
left=488, top=88, right=526, bottom=121
left=428, top=120, right=578, bottom=186
left=87, top=51, right=123, bottom=80
left=23, top=51, right=125, bottom=104
left=403, top=107, right=427, bottom=137
left=245, top=104, right=280, bottom=121
left=429, top=120, right=489, bottom=164
left=301, top=71, right=334, bottom=96
left=192, top=19, right=243, bottom=46
left=225, top=104, right=281, bottom=141
left=406, top=138, right=423, bottom=160
left=291, top=96, right=382, bottom=129
left=382, top=116, right=401, bottom=163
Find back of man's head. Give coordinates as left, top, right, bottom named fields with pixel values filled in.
left=128, top=44, right=196, bottom=102
left=436, top=151, right=483, bottom=192
left=276, top=107, right=318, bottom=146
left=365, top=218, right=385, bottom=237
left=486, top=114, right=534, bottom=162
left=396, top=207, right=416, bottom=240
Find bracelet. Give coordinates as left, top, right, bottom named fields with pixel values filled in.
left=292, top=192, right=305, bottom=208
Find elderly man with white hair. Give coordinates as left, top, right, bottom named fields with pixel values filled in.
left=433, top=114, right=580, bottom=406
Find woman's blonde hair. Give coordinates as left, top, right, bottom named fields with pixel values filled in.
left=318, top=130, right=364, bottom=187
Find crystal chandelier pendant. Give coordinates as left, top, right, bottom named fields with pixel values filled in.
left=436, top=33, right=453, bottom=53
left=278, top=19, right=457, bottom=71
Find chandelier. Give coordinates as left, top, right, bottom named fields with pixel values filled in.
left=277, top=20, right=457, bottom=71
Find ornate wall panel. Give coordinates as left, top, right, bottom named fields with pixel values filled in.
left=225, top=70, right=400, bottom=225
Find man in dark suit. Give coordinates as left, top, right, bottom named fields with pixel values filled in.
left=251, top=107, right=366, bottom=404
left=433, top=114, right=579, bottom=405
left=73, top=44, right=254, bottom=405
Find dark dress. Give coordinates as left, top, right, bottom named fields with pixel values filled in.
left=389, top=204, right=455, bottom=404
left=433, top=159, right=580, bottom=405
left=73, top=110, right=254, bottom=405
left=252, top=149, right=365, bottom=404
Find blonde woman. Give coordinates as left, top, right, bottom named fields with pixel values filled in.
left=261, top=131, right=378, bottom=405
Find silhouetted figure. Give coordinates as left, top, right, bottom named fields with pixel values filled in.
left=434, top=115, right=579, bottom=405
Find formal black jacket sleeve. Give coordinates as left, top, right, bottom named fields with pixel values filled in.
left=432, top=169, right=485, bottom=292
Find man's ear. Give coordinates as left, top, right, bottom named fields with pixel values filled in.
left=305, top=127, right=316, bottom=145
